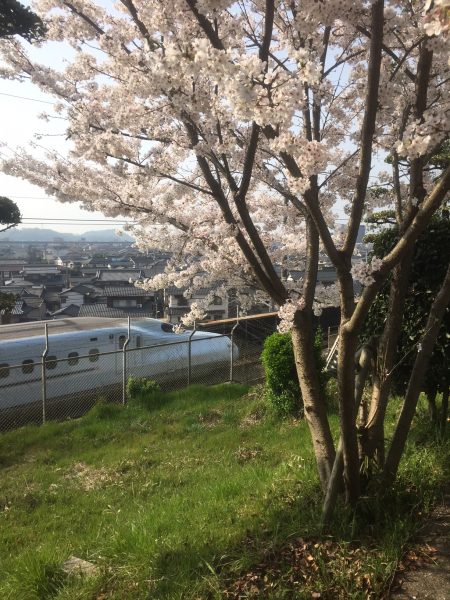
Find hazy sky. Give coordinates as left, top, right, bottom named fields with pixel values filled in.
left=0, top=17, right=130, bottom=235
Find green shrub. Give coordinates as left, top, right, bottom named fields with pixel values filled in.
left=126, top=377, right=162, bottom=409
left=261, top=328, right=326, bottom=417
left=325, top=377, right=339, bottom=412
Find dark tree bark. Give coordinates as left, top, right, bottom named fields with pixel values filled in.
left=362, top=248, right=414, bottom=465
left=384, top=264, right=450, bottom=485
left=322, top=342, right=374, bottom=524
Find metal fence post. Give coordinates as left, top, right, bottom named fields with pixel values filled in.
left=230, top=315, right=240, bottom=383
left=41, top=323, right=49, bottom=424
left=122, top=317, right=131, bottom=404
left=187, top=321, right=197, bottom=386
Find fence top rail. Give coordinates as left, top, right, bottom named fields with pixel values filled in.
left=198, top=312, right=278, bottom=326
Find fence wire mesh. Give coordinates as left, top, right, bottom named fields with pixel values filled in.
left=0, top=313, right=282, bottom=432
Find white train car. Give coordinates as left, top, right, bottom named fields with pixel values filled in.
left=0, top=318, right=233, bottom=413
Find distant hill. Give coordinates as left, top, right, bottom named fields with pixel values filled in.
left=0, top=228, right=134, bottom=242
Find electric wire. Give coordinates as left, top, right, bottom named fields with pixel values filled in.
left=0, top=91, right=55, bottom=104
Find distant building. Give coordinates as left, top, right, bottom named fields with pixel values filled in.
left=164, top=287, right=229, bottom=324
left=0, top=260, right=26, bottom=283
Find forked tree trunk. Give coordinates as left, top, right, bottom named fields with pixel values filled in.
left=384, top=265, right=450, bottom=485
left=292, top=312, right=335, bottom=491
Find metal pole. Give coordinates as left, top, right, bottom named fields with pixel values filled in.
left=41, top=324, right=49, bottom=424
left=187, top=321, right=197, bottom=386
left=122, top=317, right=131, bottom=404
left=230, top=307, right=239, bottom=382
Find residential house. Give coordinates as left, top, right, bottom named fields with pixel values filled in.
left=0, top=285, right=47, bottom=323
left=59, top=284, right=100, bottom=307
left=0, top=259, right=26, bottom=283
left=165, top=286, right=229, bottom=324
left=54, top=278, right=161, bottom=319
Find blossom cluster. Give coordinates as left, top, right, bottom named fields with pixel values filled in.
left=277, top=297, right=306, bottom=333
left=423, top=0, right=450, bottom=40
left=0, top=0, right=447, bottom=321
left=351, top=257, right=383, bottom=287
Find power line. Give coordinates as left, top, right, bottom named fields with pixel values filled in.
left=19, top=223, right=133, bottom=227
left=0, top=91, right=55, bottom=105
left=21, top=217, right=134, bottom=223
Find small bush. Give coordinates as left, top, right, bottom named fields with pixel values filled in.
left=127, top=376, right=160, bottom=397
left=261, top=328, right=326, bottom=417
left=126, top=377, right=162, bottom=409
left=261, top=332, right=300, bottom=417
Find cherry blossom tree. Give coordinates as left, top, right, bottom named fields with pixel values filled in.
left=1, top=0, right=449, bottom=512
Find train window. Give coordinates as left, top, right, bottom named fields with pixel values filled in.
left=45, top=355, right=57, bottom=370
left=68, top=352, right=79, bottom=366
left=22, top=359, right=34, bottom=374
left=161, top=323, right=174, bottom=333
left=89, top=349, right=99, bottom=362
left=136, top=335, right=141, bottom=348
left=0, top=363, right=9, bottom=378
left=119, top=335, right=126, bottom=349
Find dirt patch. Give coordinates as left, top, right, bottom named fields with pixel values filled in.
left=389, top=490, right=450, bottom=600
left=198, top=409, right=222, bottom=428
left=234, top=445, right=264, bottom=463
left=66, top=462, right=120, bottom=491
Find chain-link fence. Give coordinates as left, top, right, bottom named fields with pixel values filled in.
left=0, top=313, right=281, bottom=432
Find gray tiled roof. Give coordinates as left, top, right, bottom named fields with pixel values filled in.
left=96, top=269, right=142, bottom=282
left=60, top=284, right=99, bottom=296
left=99, top=286, right=153, bottom=297
left=142, top=261, right=168, bottom=278
left=78, top=304, right=126, bottom=318
left=50, top=304, right=81, bottom=317
left=78, top=304, right=154, bottom=318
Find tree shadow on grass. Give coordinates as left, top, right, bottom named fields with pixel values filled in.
left=148, top=436, right=450, bottom=599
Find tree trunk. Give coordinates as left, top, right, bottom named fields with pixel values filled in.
left=384, top=264, right=450, bottom=485
left=337, top=266, right=361, bottom=506
left=322, top=342, right=374, bottom=525
left=362, top=248, right=414, bottom=465
left=292, top=312, right=335, bottom=492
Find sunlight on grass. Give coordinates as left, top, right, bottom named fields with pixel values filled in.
left=0, top=384, right=448, bottom=599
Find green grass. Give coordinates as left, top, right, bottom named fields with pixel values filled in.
left=0, top=384, right=448, bottom=599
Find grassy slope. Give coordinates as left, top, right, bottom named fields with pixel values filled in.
left=0, top=384, right=448, bottom=599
